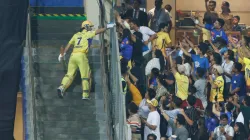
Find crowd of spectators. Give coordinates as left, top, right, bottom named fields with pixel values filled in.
left=115, top=0, right=250, bottom=140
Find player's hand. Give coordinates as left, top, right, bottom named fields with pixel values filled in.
left=58, top=53, right=66, bottom=62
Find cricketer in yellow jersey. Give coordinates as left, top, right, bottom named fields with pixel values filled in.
left=57, top=20, right=115, bottom=99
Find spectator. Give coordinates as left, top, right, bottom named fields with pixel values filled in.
left=139, top=88, right=156, bottom=120
left=125, top=71, right=143, bottom=106
left=164, top=4, right=173, bottom=33
left=120, top=0, right=133, bottom=18
left=212, top=102, right=234, bottom=125
left=161, top=110, right=189, bottom=140
left=131, top=56, right=146, bottom=96
left=205, top=109, right=219, bottom=135
left=120, top=29, right=133, bottom=62
left=163, top=96, right=182, bottom=120
left=210, top=114, right=234, bottom=140
left=132, top=31, right=144, bottom=59
left=175, top=56, right=192, bottom=77
left=233, top=122, right=247, bottom=140
left=170, top=55, right=189, bottom=101
left=194, top=67, right=207, bottom=109
left=155, top=75, right=169, bottom=101
left=222, top=49, right=234, bottom=97
left=181, top=86, right=204, bottom=110
left=148, top=0, right=171, bottom=32
left=211, top=37, right=229, bottom=55
left=202, top=15, right=214, bottom=42
left=122, top=0, right=148, bottom=26
left=145, top=50, right=165, bottom=76
left=196, top=18, right=228, bottom=44
left=230, top=62, right=246, bottom=100
left=230, top=96, right=250, bottom=135
left=147, top=134, right=157, bottom=140
left=129, top=19, right=157, bottom=59
left=142, top=98, right=161, bottom=140
left=153, top=23, right=172, bottom=59
left=148, top=68, right=160, bottom=90
left=232, top=16, right=242, bottom=32
left=163, top=71, right=175, bottom=95
left=180, top=95, right=200, bottom=140
left=180, top=42, right=209, bottom=75
left=219, top=1, right=233, bottom=31
left=209, top=65, right=225, bottom=103
left=204, top=0, right=219, bottom=23
left=127, top=102, right=142, bottom=140
left=198, top=118, right=209, bottom=140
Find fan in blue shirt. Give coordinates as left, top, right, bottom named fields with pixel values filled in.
left=180, top=42, right=209, bottom=73
left=231, top=62, right=246, bottom=97
left=205, top=18, right=229, bottom=44
left=194, top=17, right=228, bottom=44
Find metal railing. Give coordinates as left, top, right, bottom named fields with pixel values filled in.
left=109, top=1, right=128, bottom=139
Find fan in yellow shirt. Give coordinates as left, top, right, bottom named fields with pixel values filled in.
left=243, top=57, right=250, bottom=91
left=152, top=23, right=172, bottom=59
left=169, top=55, right=189, bottom=100
left=209, top=65, right=225, bottom=103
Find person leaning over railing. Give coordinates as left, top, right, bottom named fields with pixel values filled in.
left=57, top=20, right=115, bottom=99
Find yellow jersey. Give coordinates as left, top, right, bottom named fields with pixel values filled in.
left=202, top=28, right=211, bottom=42
left=244, top=57, right=250, bottom=90
left=210, top=76, right=224, bottom=102
left=174, top=72, right=189, bottom=100
left=69, top=30, right=96, bottom=53
left=154, top=31, right=171, bottom=50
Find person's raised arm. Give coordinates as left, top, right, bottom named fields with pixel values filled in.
left=180, top=109, right=194, bottom=125
left=212, top=103, right=221, bottom=117
left=170, top=55, right=177, bottom=75
left=205, top=0, right=209, bottom=12
left=208, top=40, right=220, bottom=53
left=95, top=28, right=107, bottom=35
left=179, top=42, right=191, bottom=57
left=128, top=69, right=138, bottom=85
left=161, top=110, right=170, bottom=121
left=229, top=96, right=240, bottom=108
left=184, top=36, right=195, bottom=49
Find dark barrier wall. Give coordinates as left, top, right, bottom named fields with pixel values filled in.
left=30, top=0, right=84, bottom=7
left=0, top=0, right=28, bottom=139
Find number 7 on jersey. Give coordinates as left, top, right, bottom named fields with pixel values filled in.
left=77, top=37, right=82, bottom=45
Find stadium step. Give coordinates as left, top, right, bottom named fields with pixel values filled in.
left=31, top=19, right=107, bottom=140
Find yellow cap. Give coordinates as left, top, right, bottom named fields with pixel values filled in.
left=146, top=98, right=158, bottom=107
left=81, top=20, right=94, bottom=28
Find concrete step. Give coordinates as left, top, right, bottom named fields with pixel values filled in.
left=35, top=47, right=101, bottom=56
left=32, top=39, right=101, bottom=47
left=31, top=26, right=79, bottom=34
left=43, top=134, right=102, bottom=140
left=41, top=82, right=102, bottom=92
left=37, top=54, right=101, bottom=63
left=31, top=20, right=82, bottom=27
left=39, top=69, right=101, bottom=79
left=37, top=62, right=101, bottom=72
left=32, top=33, right=73, bottom=40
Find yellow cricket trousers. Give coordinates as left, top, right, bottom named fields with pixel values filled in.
left=61, top=53, right=90, bottom=96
